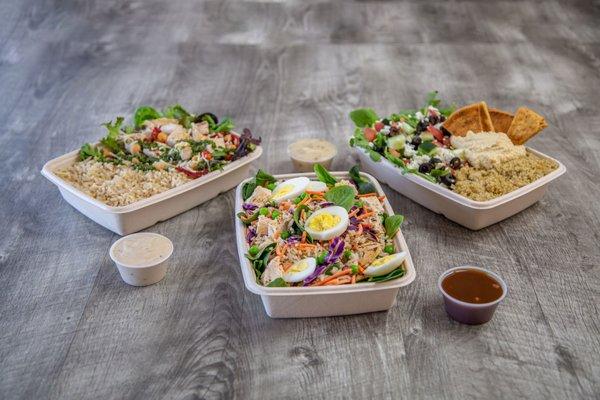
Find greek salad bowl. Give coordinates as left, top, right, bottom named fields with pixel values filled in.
left=234, top=166, right=416, bottom=318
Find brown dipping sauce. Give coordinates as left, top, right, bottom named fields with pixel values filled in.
left=441, top=269, right=503, bottom=304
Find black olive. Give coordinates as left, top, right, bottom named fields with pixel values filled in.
left=411, top=136, right=422, bottom=147
left=439, top=114, right=446, bottom=122
left=449, top=157, right=462, bottom=169
left=415, top=121, right=427, bottom=133
left=195, top=112, right=218, bottom=124
left=441, top=126, right=452, bottom=136
left=381, top=118, right=390, bottom=126
left=430, top=157, right=442, bottom=165
left=389, top=126, right=400, bottom=135
left=418, top=163, right=432, bottom=174
left=441, top=174, right=457, bottom=186
left=429, top=115, right=439, bottom=125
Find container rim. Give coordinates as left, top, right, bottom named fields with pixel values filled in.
left=354, top=146, right=566, bottom=210
left=437, top=265, right=508, bottom=308
left=109, top=232, right=174, bottom=268
left=41, top=138, right=263, bottom=213
left=234, top=171, right=416, bottom=296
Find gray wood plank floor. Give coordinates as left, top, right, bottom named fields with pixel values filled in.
left=1, top=0, right=599, bottom=399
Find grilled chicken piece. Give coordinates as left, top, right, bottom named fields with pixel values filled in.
left=261, top=256, right=284, bottom=286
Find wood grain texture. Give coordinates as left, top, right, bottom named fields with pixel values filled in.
left=0, top=0, right=599, bottom=399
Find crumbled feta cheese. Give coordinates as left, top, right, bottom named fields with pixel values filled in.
left=403, top=144, right=416, bottom=157
left=415, top=111, right=424, bottom=120
left=381, top=126, right=391, bottom=135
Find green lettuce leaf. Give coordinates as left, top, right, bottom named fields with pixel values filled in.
left=134, top=106, right=161, bottom=128
left=349, top=108, right=378, bottom=128
left=325, top=185, right=355, bottom=211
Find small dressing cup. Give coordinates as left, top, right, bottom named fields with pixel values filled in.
left=109, top=233, right=173, bottom=287
left=438, top=266, right=507, bottom=325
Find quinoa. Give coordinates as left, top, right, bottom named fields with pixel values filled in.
left=453, top=153, right=558, bottom=201
left=56, top=159, right=191, bottom=207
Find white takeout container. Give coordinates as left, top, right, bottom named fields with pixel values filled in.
left=109, top=232, right=173, bottom=286
left=41, top=144, right=262, bottom=235
left=234, top=171, right=416, bottom=318
left=354, top=147, right=566, bottom=230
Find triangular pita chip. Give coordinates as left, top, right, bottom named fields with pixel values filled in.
left=489, top=108, right=514, bottom=133
left=442, top=102, right=494, bottom=136
left=506, top=107, right=547, bottom=145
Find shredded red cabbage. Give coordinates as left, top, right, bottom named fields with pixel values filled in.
left=233, top=128, right=262, bottom=160
left=325, top=237, right=345, bottom=264
left=242, top=203, right=258, bottom=212
left=246, top=227, right=256, bottom=244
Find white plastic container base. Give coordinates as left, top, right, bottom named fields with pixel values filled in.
left=234, top=172, right=416, bottom=318
left=109, top=233, right=173, bottom=286
left=354, top=147, right=566, bottom=230
left=41, top=145, right=262, bottom=235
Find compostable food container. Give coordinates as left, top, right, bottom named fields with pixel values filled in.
left=42, top=143, right=262, bottom=235
left=354, top=147, right=565, bottom=230
left=234, top=172, right=416, bottom=318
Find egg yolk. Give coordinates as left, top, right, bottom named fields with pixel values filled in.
left=371, top=254, right=395, bottom=266
left=290, top=260, right=309, bottom=273
left=308, top=213, right=341, bottom=231
left=272, top=184, right=293, bottom=199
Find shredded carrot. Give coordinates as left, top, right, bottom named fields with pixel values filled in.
left=378, top=196, right=386, bottom=201
left=283, top=262, right=293, bottom=272
left=359, top=266, right=365, bottom=274
left=316, top=269, right=352, bottom=286
left=301, top=209, right=306, bottom=220
left=275, top=246, right=282, bottom=257
left=360, top=222, right=372, bottom=228
left=351, top=275, right=356, bottom=284
left=323, top=278, right=341, bottom=286
left=357, top=193, right=378, bottom=198
left=301, top=231, right=307, bottom=243
left=358, top=211, right=375, bottom=220
left=348, top=208, right=360, bottom=217
left=357, top=224, right=363, bottom=235
left=279, top=201, right=291, bottom=210
left=273, top=230, right=281, bottom=240
left=312, top=195, right=326, bottom=202
left=305, top=190, right=324, bottom=195
left=299, top=196, right=311, bottom=206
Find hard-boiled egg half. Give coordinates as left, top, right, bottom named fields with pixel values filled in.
left=306, top=180, right=328, bottom=192
left=271, top=177, right=310, bottom=203
left=283, top=257, right=316, bottom=283
left=363, top=252, right=406, bottom=277
left=304, top=206, right=349, bottom=241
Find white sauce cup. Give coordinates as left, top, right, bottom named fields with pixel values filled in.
left=109, top=232, right=173, bottom=286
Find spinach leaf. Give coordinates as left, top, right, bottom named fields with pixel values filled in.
left=267, top=277, right=288, bottom=287
left=255, top=170, right=276, bottom=187
left=237, top=210, right=259, bottom=225
left=241, top=170, right=276, bottom=201
left=293, top=204, right=310, bottom=231
left=430, top=168, right=449, bottom=178
left=417, top=141, right=437, bottom=155
left=367, top=267, right=405, bottom=283
left=314, top=164, right=337, bottom=186
left=134, top=106, right=161, bottom=128
left=349, top=108, right=378, bottom=128
left=213, top=118, right=234, bottom=133
left=246, top=243, right=276, bottom=281
left=325, top=185, right=355, bottom=211
left=241, top=181, right=257, bottom=201
left=384, top=214, right=404, bottom=238
left=163, top=104, right=193, bottom=128
left=348, top=165, right=376, bottom=194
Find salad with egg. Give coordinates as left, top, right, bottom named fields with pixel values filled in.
left=237, top=165, right=407, bottom=287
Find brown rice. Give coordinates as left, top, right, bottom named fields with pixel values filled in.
left=56, top=159, right=191, bottom=207
left=454, top=153, right=557, bottom=201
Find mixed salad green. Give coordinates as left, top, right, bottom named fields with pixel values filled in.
left=78, top=104, right=260, bottom=178
left=349, top=92, right=465, bottom=188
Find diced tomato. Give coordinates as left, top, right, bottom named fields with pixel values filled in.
left=364, top=127, right=377, bottom=142
left=427, top=125, right=445, bottom=142
left=225, top=154, right=233, bottom=161
left=149, top=127, right=161, bottom=141
left=388, top=148, right=401, bottom=158
left=231, top=134, right=239, bottom=146
left=202, top=150, right=213, bottom=160
left=374, top=121, right=384, bottom=132
left=176, top=167, right=208, bottom=179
